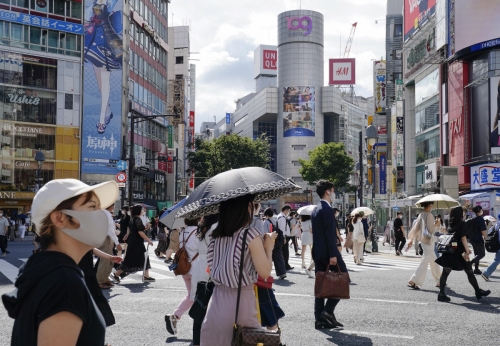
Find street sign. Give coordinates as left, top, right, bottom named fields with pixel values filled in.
left=116, top=160, right=127, bottom=171
left=139, top=166, right=150, bottom=173
left=117, top=182, right=125, bottom=188
left=116, top=172, right=127, bottom=183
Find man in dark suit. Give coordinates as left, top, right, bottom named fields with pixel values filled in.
left=311, top=180, right=347, bottom=330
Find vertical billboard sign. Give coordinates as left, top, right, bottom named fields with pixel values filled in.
left=167, top=149, right=174, bottom=174
left=82, top=0, right=123, bottom=174
left=379, top=154, right=387, bottom=194
left=225, top=112, right=231, bottom=124
left=283, top=86, right=315, bottom=137
left=167, top=126, right=173, bottom=148
left=404, top=0, right=436, bottom=42
left=395, top=79, right=403, bottom=101
left=329, top=58, right=356, bottom=85
left=491, top=77, right=500, bottom=154
left=373, top=61, right=386, bottom=114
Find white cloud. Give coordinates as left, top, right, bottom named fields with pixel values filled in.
left=170, top=0, right=387, bottom=126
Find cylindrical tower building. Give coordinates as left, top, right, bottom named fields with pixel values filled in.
left=277, top=10, right=324, bottom=183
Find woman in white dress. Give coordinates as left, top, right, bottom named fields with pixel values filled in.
left=300, top=214, right=313, bottom=271
left=352, top=214, right=366, bottom=265
left=18, top=219, right=26, bottom=241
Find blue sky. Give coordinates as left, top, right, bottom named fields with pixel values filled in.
left=169, top=0, right=388, bottom=128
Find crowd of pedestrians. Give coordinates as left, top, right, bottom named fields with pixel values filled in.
left=2, top=171, right=500, bottom=345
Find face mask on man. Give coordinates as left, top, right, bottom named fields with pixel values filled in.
left=61, top=210, right=109, bottom=248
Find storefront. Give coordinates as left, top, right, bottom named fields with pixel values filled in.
left=0, top=191, right=35, bottom=215
left=131, top=169, right=167, bottom=213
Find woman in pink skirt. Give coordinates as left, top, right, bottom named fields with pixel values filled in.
left=200, top=194, right=277, bottom=346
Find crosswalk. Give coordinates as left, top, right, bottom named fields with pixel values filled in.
left=0, top=245, right=422, bottom=285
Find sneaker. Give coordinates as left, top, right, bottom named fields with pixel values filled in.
left=295, top=253, right=301, bottom=256
left=473, top=269, right=482, bottom=275
left=437, top=293, right=451, bottom=302
left=481, top=274, right=490, bottom=282
left=278, top=274, right=287, bottom=280
left=110, top=274, right=121, bottom=284
left=165, top=314, right=177, bottom=335
left=305, top=269, right=314, bottom=278
left=143, top=276, right=155, bottom=282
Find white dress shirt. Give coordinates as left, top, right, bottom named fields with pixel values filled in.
left=104, top=210, right=119, bottom=245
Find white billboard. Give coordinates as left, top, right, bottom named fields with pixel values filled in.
left=453, top=1, right=500, bottom=54
left=373, top=60, right=386, bottom=114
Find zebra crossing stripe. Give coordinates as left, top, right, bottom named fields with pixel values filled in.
left=0, top=260, right=20, bottom=283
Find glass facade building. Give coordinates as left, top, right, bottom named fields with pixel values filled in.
left=0, top=0, right=83, bottom=215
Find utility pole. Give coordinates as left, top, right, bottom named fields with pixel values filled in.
left=359, top=130, right=363, bottom=207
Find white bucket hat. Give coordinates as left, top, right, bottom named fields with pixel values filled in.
left=31, top=179, right=118, bottom=232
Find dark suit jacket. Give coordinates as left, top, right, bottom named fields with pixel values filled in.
left=311, top=201, right=341, bottom=262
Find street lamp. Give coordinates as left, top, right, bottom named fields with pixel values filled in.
left=34, top=149, right=45, bottom=191
left=128, top=101, right=180, bottom=207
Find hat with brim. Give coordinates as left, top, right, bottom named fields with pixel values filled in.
left=31, top=179, right=118, bottom=233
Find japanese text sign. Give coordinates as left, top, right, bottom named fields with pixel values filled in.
left=471, top=163, right=500, bottom=191
left=0, top=10, right=84, bottom=34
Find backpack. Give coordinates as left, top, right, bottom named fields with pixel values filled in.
left=267, top=219, right=284, bottom=248
left=485, top=224, right=500, bottom=253
left=278, top=216, right=291, bottom=237
left=464, top=217, right=477, bottom=240
left=173, top=229, right=199, bottom=276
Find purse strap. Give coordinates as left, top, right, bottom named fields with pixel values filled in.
left=234, top=228, right=250, bottom=326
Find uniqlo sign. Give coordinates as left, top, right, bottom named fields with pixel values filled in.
left=329, top=58, right=356, bottom=85
left=262, top=50, right=277, bottom=70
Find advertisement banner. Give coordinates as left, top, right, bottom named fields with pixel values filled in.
left=167, top=126, right=173, bottom=148
left=167, top=149, right=174, bottom=174
left=225, top=112, right=231, bottom=124
left=395, top=79, right=403, bottom=101
left=0, top=9, right=84, bottom=34
left=404, top=0, right=436, bottom=42
left=490, top=77, right=500, bottom=154
left=452, top=1, right=500, bottom=56
left=81, top=0, right=123, bottom=174
left=424, top=162, right=437, bottom=183
left=379, top=154, right=387, bottom=194
left=397, top=166, right=404, bottom=184
left=471, top=163, right=500, bottom=190
left=189, top=173, right=194, bottom=189
left=262, top=50, right=277, bottom=70
left=373, top=61, right=386, bottom=114
left=329, top=58, right=356, bottom=85
left=283, top=86, right=315, bottom=137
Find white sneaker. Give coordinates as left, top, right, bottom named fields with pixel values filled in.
left=305, top=269, right=314, bottom=278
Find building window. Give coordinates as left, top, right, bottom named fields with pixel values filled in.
left=394, top=24, right=402, bottom=37
left=175, top=56, right=183, bottom=64
left=64, top=93, right=73, bottom=110
left=393, top=50, right=401, bottom=60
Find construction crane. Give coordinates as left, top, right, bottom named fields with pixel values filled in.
left=343, top=22, right=357, bottom=58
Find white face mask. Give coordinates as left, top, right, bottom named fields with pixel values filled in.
left=61, top=210, right=109, bottom=248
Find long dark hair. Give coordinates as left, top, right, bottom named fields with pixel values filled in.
left=300, top=214, right=311, bottom=222
left=212, top=194, right=255, bottom=238
left=448, top=206, right=464, bottom=225
left=352, top=213, right=361, bottom=224
left=197, top=213, right=219, bottom=240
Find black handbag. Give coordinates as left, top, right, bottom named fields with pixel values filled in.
left=231, top=229, right=281, bottom=346
left=436, top=234, right=457, bottom=254
left=188, top=280, right=215, bottom=323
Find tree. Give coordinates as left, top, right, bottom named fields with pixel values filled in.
left=187, top=134, right=271, bottom=186
left=298, top=142, right=354, bottom=189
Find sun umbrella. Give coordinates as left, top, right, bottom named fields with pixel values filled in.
left=484, top=215, right=496, bottom=222
left=175, top=167, right=301, bottom=219
left=297, top=205, right=315, bottom=215
left=350, top=207, right=374, bottom=216
left=414, top=194, right=460, bottom=209
left=159, top=198, right=187, bottom=229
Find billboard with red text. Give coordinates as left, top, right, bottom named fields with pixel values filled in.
left=404, top=0, right=436, bottom=42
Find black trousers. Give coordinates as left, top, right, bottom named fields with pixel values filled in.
left=471, top=242, right=485, bottom=270
left=282, top=240, right=290, bottom=269
left=272, top=246, right=287, bottom=276
left=151, top=228, right=157, bottom=240
left=286, top=236, right=298, bottom=254
left=193, top=319, right=202, bottom=345
left=395, top=236, right=406, bottom=253
left=314, top=257, right=347, bottom=321
left=0, top=235, right=5, bottom=254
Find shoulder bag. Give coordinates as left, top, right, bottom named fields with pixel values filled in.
left=173, top=229, right=199, bottom=276
left=231, top=229, right=281, bottom=346
left=436, top=234, right=457, bottom=254
left=422, top=214, right=432, bottom=239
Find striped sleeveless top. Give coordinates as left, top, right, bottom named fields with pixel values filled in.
left=207, top=227, right=262, bottom=288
